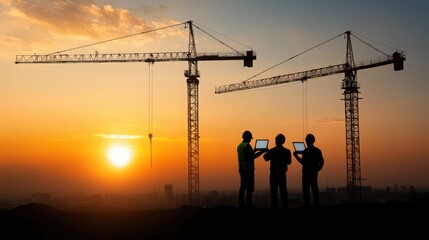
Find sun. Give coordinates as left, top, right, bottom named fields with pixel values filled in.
left=107, top=145, right=132, bottom=168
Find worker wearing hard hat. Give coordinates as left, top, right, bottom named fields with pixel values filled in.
left=237, top=130, right=267, bottom=208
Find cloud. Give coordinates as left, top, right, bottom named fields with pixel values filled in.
left=0, top=0, right=182, bottom=56
left=94, top=134, right=178, bottom=142
left=4, top=0, right=169, bottom=38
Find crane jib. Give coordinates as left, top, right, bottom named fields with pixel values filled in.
left=15, top=50, right=256, bottom=66
left=214, top=51, right=405, bottom=94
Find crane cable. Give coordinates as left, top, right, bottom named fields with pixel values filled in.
left=148, top=62, right=154, bottom=168
left=48, top=22, right=186, bottom=55
left=193, top=22, right=252, bottom=55
left=302, top=80, right=308, bottom=140
left=243, top=32, right=345, bottom=83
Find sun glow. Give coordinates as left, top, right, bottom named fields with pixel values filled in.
left=107, top=145, right=132, bottom=168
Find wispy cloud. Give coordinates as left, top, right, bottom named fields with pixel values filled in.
left=95, top=134, right=143, bottom=140
left=94, top=134, right=182, bottom=142
left=316, top=118, right=344, bottom=123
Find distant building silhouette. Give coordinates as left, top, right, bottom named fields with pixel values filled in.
left=394, top=184, right=398, bottom=193
left=32, top=192, right=52, bottom=204
left=320, top=187, right=336, bottom=205
left=164, top=184, right=173, bottom=204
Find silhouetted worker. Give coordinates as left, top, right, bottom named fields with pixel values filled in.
left=263, top=133, right=292, bottom=208
left=237, top=130, right=266, bottom=208
left=293, top=133, right=324, bottom=207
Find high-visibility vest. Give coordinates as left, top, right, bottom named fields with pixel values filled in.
left=237, top=141, right=253, bottom=171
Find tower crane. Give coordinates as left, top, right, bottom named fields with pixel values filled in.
left=15, top=20, right=256, bottom=207
left=215, top=31, right=405, bottom=202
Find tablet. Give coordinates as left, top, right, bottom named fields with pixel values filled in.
left=292, top=141, right=306, bottom=153
left=254, top=139, right=269, bottom=150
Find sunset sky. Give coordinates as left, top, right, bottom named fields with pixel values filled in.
left=1, top=0, right=428, bottom=198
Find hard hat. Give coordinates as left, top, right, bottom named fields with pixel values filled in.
left=242, top=130, right=253, bottom=139
left=275, top=133, right=286, bottom=143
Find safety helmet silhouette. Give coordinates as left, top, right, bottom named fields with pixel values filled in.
left=242, top=130, right=253, bottom=139
left=275, top=133, right=286, bottom=144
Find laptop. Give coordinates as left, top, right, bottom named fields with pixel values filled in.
left=254, top=139, right=269, bottom=150
left=292, top=141, right=306, bottom=153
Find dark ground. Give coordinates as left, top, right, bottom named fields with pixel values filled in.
left=1, top=200, right=428, bottom=239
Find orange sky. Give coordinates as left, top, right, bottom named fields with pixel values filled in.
left=1, top=0, right=428, bottom=198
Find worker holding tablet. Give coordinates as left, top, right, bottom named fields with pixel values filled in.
left=263, top=133, right=292, bottom=208
left=293, top=133, right=324, bottom=207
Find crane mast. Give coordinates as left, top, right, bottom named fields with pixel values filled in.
left=185, top=21, right=200, bottom=207
left=216, top=31, right=405, bottom=202
left=16, top=20, right=256, bottom=207
left=342, top=30, right=361, bottom=201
